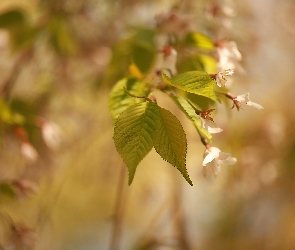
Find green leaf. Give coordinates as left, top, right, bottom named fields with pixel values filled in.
left=186, top=92, right=215, bottom=110
left=0, top=99, right=25, bottom=125
left=154, top=106, right=192, bottom=186
left=113, top=101, right=193, bottom=185
left=48, top=15, right=78, bottom=56
left=198, top=55, right=217, bottom=74
left=0, top=9, right=26, bottom=28
left=114, top=102, right=159, bottom=185
left=0, top=183, right=16, bottom=198
left=185, top=32, right=215, bottom=50
left=109, top=78, right=150, bottom=121
left=132, top=45, right=155, bottom=73
left=131, top=28, right=156, bottom=73
left=162, top=71, right=219, bottom=102
left=169, top=95, right=212, bottom=142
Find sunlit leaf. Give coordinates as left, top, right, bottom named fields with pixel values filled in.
left=129, top=63, right=144, bottom=79
left=198, top=55, right=217, bottom=74
left=170, top=95, right=212, bottom=142
left=108, top=78, right=149, bottom=121
left=162, top=71, right=219, bottom=102
left=114, top=102, right=159, bottom=185
left=185, top=32, right=215, bottom=50
left=154, top=106, right=192, bottom=186
left=186, top=92, right=215, bottom=111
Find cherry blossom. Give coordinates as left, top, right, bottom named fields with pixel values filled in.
left=155, top=11, right=195, bottom=39
left=215, top=40, right=245, bottom=75
left=200, top=118, right=223, bottom=134
left=213, top=69, right=234, bottom=87
left=20, top=142, right=38, bottom=163
left=13, top=179, right=38, bottom=200
left=233, top=92, right=264, bottom=111
left=153, top=45, right=178, bottom=76
left=202, top=146, right=237, bottom=177
left=217, top=40, right=242, bottom=61
left=199, top=109, right=222, bottom=134
left=10, top=222, right=36, bottom=249
left=41, top=121, right=62, bottom=150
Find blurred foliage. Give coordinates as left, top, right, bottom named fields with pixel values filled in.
left=0, top=0, right=294, bottom=250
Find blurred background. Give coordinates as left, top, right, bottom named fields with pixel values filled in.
left=0, top=0, right=295, bottom=249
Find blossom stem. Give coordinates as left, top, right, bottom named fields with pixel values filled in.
left=196, top=128, right=210, bottom=148
left=214, top=90, right=236, bottom=100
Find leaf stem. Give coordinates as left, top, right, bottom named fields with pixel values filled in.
left=123, top=86, right=152, bottom=102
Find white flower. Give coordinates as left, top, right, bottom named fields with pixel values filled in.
left=215, top=69, right=234, bottom=87
left=216, top=40, right=245, bottom=74
left=153, top=45, right=178, bottom=76
left=205, top=3, right=236, bottom=20
left=217, top=41, right=242, bottom=61
left=155, top=11, right=194, bottom=39
left=13, top=179, right=38, bottom=200
left=234, top=93, right=264, bottom=110
left=200, top=117, right=223, bottom=134
left=11, top=222, right=36, bottom=249
left=202, top=147, right=237, bottom=177
left=42, top=121, right=62, bottom=150
left=20, top=142, right=38, bottom=163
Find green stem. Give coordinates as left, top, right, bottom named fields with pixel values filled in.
left=123, top=87, right=152, bottom=102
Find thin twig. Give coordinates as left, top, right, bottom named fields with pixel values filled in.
left=136, top=194, right=172, bottom=247
left=109, top=161, right=127, bottom=250
left=1, top=49, right=32, bottom=100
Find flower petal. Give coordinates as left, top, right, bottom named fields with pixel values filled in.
left=211, top=161, right=221, bottom=176
left=235, top=93, right=249, bottom=103
left=203, top=152, right=215, bottom=166
left=218, top=151, right=232, bottom=160
left=220, top=156, right=237, bottom=165
left=246, top=101, right=264, bottom=110
left=209, top=147, right=221, bottom=157
left=201, top=118, right=223, bottom=134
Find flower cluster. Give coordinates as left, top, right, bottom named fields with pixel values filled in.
left=201, top=59, right=263, bottom=178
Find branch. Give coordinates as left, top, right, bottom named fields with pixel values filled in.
left=109, top=161, right=127, bottom=250
left=1, top=49, right=33, bottom=100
